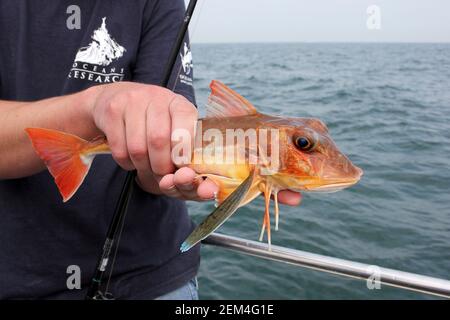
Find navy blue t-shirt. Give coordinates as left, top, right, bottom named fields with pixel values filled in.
left=0, top=0, right=199, bottom=299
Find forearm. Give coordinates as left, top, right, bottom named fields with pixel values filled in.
left=0, top=86, right=102, bottom=179
left=0, top=100, right=27, bottom=110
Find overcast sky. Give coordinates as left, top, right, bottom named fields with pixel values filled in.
left=186, top=0, right=450, bottom=43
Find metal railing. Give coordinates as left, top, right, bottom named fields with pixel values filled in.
left=202, top=233, right=450, bottom=298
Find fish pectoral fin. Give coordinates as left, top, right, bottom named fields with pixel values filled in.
left=180, top=170, right=259, bottom=253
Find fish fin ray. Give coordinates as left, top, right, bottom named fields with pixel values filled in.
left=259, top=183, right=273, bottom=246
left=180, top=170, right=258, bottom=252
left=273, top=191, right=280, bottom=231
left=264, top=183, right=272, bottom=250
left=25, top=128, right=93, bottom=202
left=205, top=80, right=258, bottom=118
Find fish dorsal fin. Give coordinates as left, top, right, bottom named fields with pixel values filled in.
left=205, top=80, right=258, bottom=118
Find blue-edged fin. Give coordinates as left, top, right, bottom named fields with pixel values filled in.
left=180, top=170, right=257, bottom=252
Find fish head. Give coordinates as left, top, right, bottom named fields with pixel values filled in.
left=269, top=117, right=363, bottom=193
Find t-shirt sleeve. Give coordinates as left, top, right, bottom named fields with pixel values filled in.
left=132, top=0, right=196, bottom=105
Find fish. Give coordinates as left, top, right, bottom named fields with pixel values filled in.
left=25, top=80, right=363, bottom=252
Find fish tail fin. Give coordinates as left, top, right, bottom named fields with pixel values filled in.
left=25, top=128, right=94, bottom=202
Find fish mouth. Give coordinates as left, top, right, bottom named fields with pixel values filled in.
left=285, top=178, right=360, bottom=193
left=307, top=179, right=360, bottom=193
left=277, top=167, right=363, bottom=193
left=311, top=166, right=363, bottom=192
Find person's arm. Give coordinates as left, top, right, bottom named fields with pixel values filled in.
left=0, top=81, right=218, bottom=200
left=0, top=86, right=99, bottom=179
left=0, top=81, right=302, bottom=205
left=0, top=82, right=193, bottom=185
left=0, top=82, right=303, bottom=206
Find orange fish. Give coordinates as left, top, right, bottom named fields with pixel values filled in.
left=25, top=80, right=363, bottom=252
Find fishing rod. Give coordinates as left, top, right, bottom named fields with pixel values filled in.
left=86, top=0, right=199, bottom=300
left=203, top=233, right=450, bottom=299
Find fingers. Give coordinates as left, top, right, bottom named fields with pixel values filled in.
left=125, top=101, right=151, bottom=172
left=146, top=102, right=174, bottom=176
left=92, top=83, right=202, bottom=196
left=151, top=94, right=198, bottom=198
left=159, top=167, right=218, bottom=201
left=136, top=171, right=162, bottom=195
left=277, top=190, right=302, bottom=206
left=157, top=168, right=301, bottom=205
left=159, top=168, right=193, bottom=200
left=169, top=95, right=197, bottom=167
left=171, top=167, right=199, bottom=199
left=196, top=178, right=219, bottom=199
left=103, top=101, right=134, bottom=171
left=158, top=174, right=182, bottom=198
left=158, top=170, right=302, bottom=204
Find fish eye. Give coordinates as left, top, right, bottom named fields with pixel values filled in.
left=294, top=136, right=315, bottom=152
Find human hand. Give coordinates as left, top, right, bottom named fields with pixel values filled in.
left=88, top=82, right=302, bottom=204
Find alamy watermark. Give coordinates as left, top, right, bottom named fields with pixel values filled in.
left=66, top=265, right=81, bottom=290
left=366, top=5, right=381, bottom=30
left=66, top=5, right=81, bottom=30
left=171, top=121, right=281, bottom=175
left=366, top=265, right=381, bottom=290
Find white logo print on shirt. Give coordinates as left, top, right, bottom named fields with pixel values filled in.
left=180, top=42, right=193, bottom=75
left=178, top=42, right=193, bottom=86
left=68, top=17, right=127, bottom=83
left=75, top=17, right=126, bottom=66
